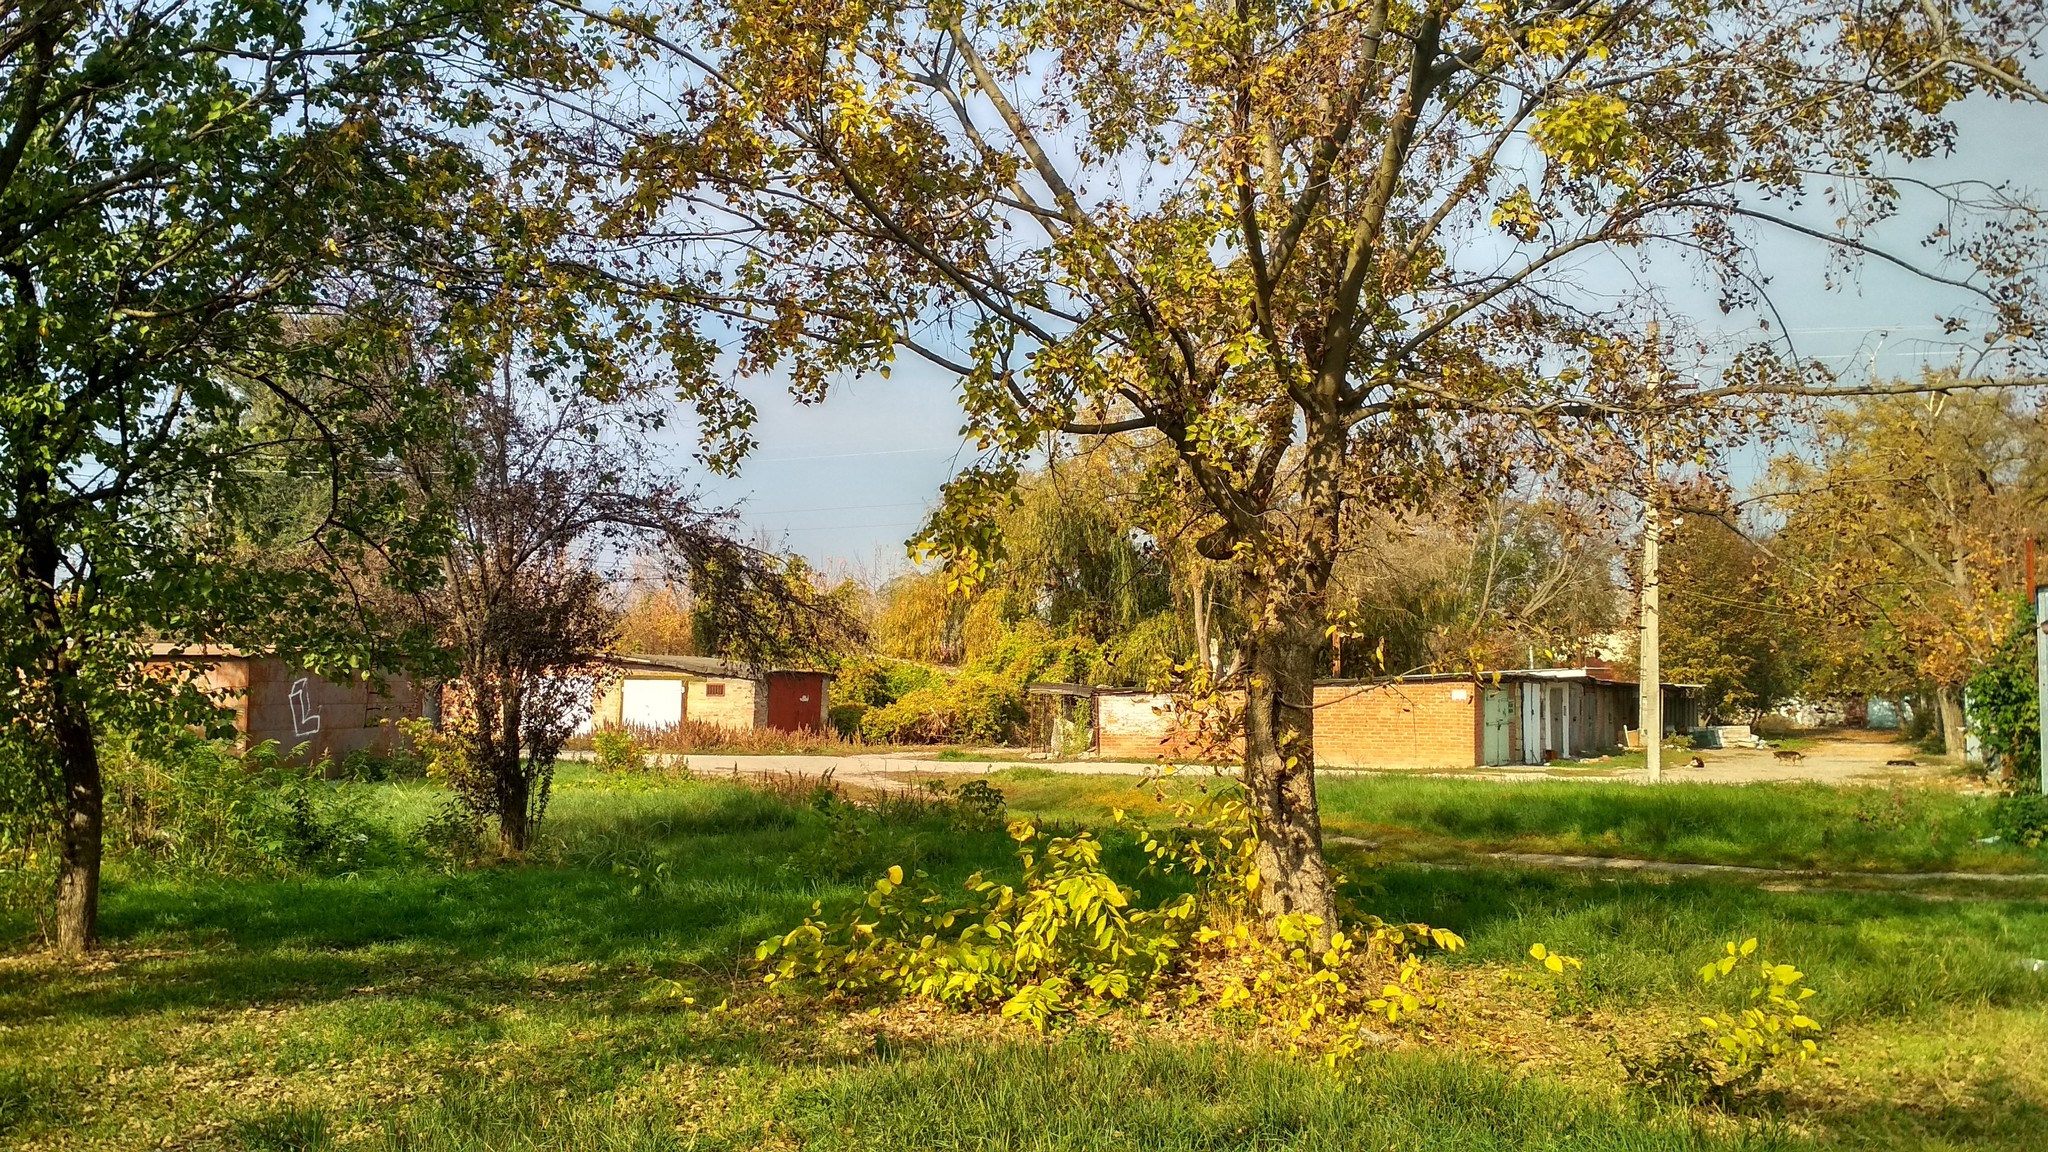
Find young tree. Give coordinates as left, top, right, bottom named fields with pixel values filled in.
left=409, top=370, right=855, bottom=853
left=551, top=0, right=2048, bottom=928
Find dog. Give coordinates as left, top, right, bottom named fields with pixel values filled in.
left=1685, top=756, right=1706, bottom=769
left=1772, top=748, right=1805, bottom=762
left=1885, top=758, right=1917, bottom=767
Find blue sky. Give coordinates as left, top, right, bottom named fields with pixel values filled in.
left=680, top=95, right=2047, bottom=572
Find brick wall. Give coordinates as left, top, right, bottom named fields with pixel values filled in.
left=151, top=656, right=421, bottom=764
left=1093, top=681, right=1484, bottom=768
left=687, top=676, right=762, bottom=729
left=1312, top=682, right=1480, bottom=768
left=1094, top=693, right=1191, bottom=761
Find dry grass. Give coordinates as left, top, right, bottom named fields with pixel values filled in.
left=568, top=720, right=888, bottom=757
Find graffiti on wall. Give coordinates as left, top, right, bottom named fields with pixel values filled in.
left=288, top=677, right=323, bottom=738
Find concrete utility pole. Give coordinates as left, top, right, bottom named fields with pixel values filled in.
left=1640, top=322, right=1664, bottom=784
left=2032, top=539, right=2047, bottom=796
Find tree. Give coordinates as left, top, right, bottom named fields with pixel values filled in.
left=1771, top=386, right=2048, bottom=752
left=0, top=0, right=528, bottom=954
left=1330, top=495, right=1621, bottom=676
left=553, top=0, right=2048, bottom=928
left=407, top=368, right=855, bottom=853
left=615, top=566, right=701, bottom=656
left=1660, top=503, right=1806, bottom=722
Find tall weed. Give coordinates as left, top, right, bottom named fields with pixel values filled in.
left=105, top=736, right=377, bottom=876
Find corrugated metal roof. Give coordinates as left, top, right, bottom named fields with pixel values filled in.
left=611, top=653, right=831, bottom=678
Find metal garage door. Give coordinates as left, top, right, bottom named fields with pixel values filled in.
left=619, top=678, right=684, bottom=728
left=1482, top=688, right=1512, bottom=765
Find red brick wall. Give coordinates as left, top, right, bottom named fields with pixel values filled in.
left=1312, top=682, right=1481, bottom=768
left=1094, top=692, right=1229, bottom=762
left=1093, top=681, right=1483, bottom=768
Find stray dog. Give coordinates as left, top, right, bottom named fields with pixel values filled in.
left=1685, top=756, right=1706, bottom=769
left=1772, top=748, right=1805, bottom=762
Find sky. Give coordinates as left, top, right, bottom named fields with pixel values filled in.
left=673, top=96, right=2048, bottom=574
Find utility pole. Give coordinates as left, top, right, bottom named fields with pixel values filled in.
left=2032, top=539, right=2046, bottom=796
left=1640, top=322, right=1663, bottom=784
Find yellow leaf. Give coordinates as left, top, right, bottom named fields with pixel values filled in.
left=887, top=865, right=904, bottom=885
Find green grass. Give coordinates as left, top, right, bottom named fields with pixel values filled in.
left=3, top=766, right=2046, bottom=1150
left=977, top=770, right=2042, bottom=875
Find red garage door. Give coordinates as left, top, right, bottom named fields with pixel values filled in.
left=765, top=672, right=827, bottom=732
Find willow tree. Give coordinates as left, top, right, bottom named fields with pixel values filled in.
left=572, top=0, right=2048, bottom=925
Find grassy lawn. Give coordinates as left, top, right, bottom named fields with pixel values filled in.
left=3, top=767, right=2046, bottom=1150
left=977, top=768, right=2042, bottom=874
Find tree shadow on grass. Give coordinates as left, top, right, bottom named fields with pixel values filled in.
left=0, top=790, right=1024, bottom=1031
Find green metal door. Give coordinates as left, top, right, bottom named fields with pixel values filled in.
left=1482, top=687, right=1512, bottom=765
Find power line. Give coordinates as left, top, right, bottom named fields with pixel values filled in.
left=746, top=499, right=930, bottom=516
left=766, top=519, right=926, bottom=533
left=754, top=446, right=960, bottom=463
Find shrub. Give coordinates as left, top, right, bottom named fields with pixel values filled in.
left=1967, top=604, right=2039, bottom=784
left=592, top=729, right=646, bottom=774
left=413, top=794, right=490, bottom=869
left=1626, top=937, right=1826, bottom=1103
left=759, top=819, right=1200, bottom=1030
left=858, top=673, right=1028, bottom=744
left=827, top=703, right=866, bottom=737
left=759, top=782, right=1466, bottom=1060
left=1991, top=792, right=2048, bottom=849
left=1520, top=943, right=1590, bottom=1016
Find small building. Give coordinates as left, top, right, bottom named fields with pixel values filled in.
left=1088, top=666, right=1702, bottom=768
left=144, top=644, right=424, bottom=763
left=589, top=654, right=831, bottom=733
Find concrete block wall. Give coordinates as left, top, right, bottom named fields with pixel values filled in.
left=155, top=656, right=420, bottom=764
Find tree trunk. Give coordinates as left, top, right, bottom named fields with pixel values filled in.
left=13, top=455, right=104, bottom=955
left=52, top=692, right=103, bottom=957
left=19, top=537, right=102, bottom=955
left=496, top=679, right=530, bottom=854
left=1937, top=684, right=1967, bottom=759
left=1240, top=605, right=1338, bottom=932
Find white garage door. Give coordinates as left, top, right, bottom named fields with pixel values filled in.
left=619, top=678, right=684, bottom=729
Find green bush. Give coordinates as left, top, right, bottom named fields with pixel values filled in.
left=591, top=728, right=646, bottom=774
left=828, top=702, right=867, bottom=738
left=1967, top=603, right=2039, bottom=785
left=858, top=673, right=1028, bottom=744
left=1990, top=792, right=2048, bottom=849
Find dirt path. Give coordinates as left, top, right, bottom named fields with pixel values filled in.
left=1614, top=730, right=1953, bottom=786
